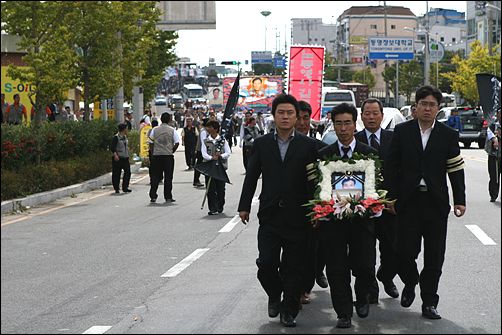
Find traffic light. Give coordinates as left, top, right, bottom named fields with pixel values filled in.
left=221, top=61, right=238, bottom=65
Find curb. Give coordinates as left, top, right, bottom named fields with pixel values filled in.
left=1, top=162, right=142, bottom=214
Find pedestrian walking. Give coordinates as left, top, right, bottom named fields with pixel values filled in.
left=242, top=116, right=261, bottom=171
left=317, top=103, right=378, bottom=328
left=485, top=108, right=501, bottom=202
left=181, top=117, right=198, bottom=170
left=111, top=123, right=132, bottom=194
left=385, top=85, right=466, bottom=320
left=355, top=98, right=400, bottom=304
left=149, top=112, right=180, bottom=203
left=5, top=94, right=28, bottom=125
left=201, top=120, right=231, bottom=215
left=295, top=100, right=329, bottom=306
left=238, top=94, right=321, bottom=328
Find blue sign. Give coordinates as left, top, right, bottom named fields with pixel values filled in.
left=251, top=51, right=273, bottom=64
left=368, top=37, right=414, bottom=60
left=273, top=56, right=286, bottom=68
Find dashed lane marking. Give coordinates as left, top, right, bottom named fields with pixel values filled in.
left=161, top=248, right=210, bottom=278
left=465, top=225, right=497, bottom=245
left=219, top=215, right=241, bottom=233
left=82, top=325, right=112, bottom=334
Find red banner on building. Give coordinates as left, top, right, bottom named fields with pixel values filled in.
left=288, top=45, right=325, bottom=121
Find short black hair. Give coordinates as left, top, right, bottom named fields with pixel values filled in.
left=160, top=112, right=171, bottom=123
left=206, top=120, right=220, bottom=131
left=331, top=103, right=358, bottom=123
left=152, top=119, right=159, bottom=127
left=118, top=123, right=128, bottom=132
left=415, top=85, right=442, bottom=105
left=298, top=100, right=312, bottom=116
left=361, top=98, right=383, bottom=114
left=13, top=93, right=20, bottom=99
left=342, top=177, right=356, bottom=186
left=252, top=77, right=262, bottom=83
left=271, top=94, right=299, bottom=117
left=213, top=88, right=220, bottom=93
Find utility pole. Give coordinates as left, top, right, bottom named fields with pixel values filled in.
left=424, top=1, right=430, bottom=85
left=384, top=1, right=390, bottom=106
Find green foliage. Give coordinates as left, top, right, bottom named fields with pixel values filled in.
left=399, top=60, right=424, bottom=104
left=127, top=130, right=141, bottom=157
left=443, top=41, right=501, bottom=105
left=324, top=53, right=354, bottom=82
left=1, top=120, right=117, bottom=170
left=352, top=67, right=376, bottom=90
left=1, top=150, right=111, bottom=201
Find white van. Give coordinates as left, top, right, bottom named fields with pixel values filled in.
left=321, top=87, right=356, bottom=117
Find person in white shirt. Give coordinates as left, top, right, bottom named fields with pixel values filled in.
left=201, top=120, right=231, bottom=215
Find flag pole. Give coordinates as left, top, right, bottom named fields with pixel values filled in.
left=201, top=177, right=212, bottom=209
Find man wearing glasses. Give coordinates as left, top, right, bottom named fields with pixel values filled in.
left=385, top=85, right=466, bottom=320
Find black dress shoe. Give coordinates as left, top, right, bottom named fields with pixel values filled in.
left=316, top=273, right=329, bottom=288
left=355, top=301, right=369, bottom=318
left=150, top=198, right=157, bottom=203
left=115, top=190, right=120, bottom=194
left=368, top=292, right=379, bottom=304
left=280, top=312, right=296, bottom=327
left=268, top=298, right=281, bottom=318
left=490, top=197, right=496, bottom=202
left=336, top=317, right=352, bottom=328
left=122, top=189, right=132, bottom=193
left=401, top=286, right=416, bottom=308
left=208, top=211, right=218, bottom=216
left=422, top=305, right=442, bottom=319
left=383, top=280, right=399, bottom=298
left=165, top=198, right=176, bottom=202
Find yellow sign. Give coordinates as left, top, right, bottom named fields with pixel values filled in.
left=349, top=36, right=368, bottom=45
left=139, top=125, right=152, bottom=158
left=1, top=66, right=35, bottom=124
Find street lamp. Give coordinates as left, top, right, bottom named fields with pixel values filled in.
left=261, top=11, right=271, bottom=51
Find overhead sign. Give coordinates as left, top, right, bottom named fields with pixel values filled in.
left=368, top=37, right=414, bottom=60
left=288, top=45, right=325, bottom=121
left=273, top=55, right=287, bottom=68
left=251, top=51, right=273, bottom=64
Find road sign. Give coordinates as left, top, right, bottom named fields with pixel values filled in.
left=251, top=51, right=273, bottom=64
left=273, top=55, right=286, bottom=68
left=368, top=37, right=414, bottom=60
left=428, top=40, right=445, bottom=62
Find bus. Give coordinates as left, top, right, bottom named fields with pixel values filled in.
left=181, top=84, right=205, bottom=104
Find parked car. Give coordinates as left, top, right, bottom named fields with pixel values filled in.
left=437, top=106, right=488, bottom=148
left=154, top=95, right=168, bottom=106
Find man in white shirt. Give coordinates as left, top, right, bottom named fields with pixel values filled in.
left=201, top=120, right=231, bottom=215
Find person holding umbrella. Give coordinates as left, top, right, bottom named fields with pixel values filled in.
left=201, top=120, right=231, bottom=215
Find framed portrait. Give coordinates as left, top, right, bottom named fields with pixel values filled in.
left=331, top=172, right=365, bottom=198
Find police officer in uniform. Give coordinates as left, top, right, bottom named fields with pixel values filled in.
left=111, top=123, right=132, bottom=194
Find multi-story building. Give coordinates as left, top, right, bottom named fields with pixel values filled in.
left=466, top=1, right=501, bottom=55
left=290, top=18, right=337, bottom=55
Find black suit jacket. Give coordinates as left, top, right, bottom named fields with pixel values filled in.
left=318, top=139, right=378, bottom=160
left=237, top=131, right=322, bottom=229
left=385, top=119, right=466, bottom=217
left=355, top=128, right=393, bottom=161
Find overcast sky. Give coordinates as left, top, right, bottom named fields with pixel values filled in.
left=174, top=1, right=467, bottom=70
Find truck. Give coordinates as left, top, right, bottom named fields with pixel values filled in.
left=338, top=82, right=369, bottom=107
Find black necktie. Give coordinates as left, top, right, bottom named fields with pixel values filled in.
left=341, top=146, right=350, bottom=159
left=370, top=133, right=380, bottom=151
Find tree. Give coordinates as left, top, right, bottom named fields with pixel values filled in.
left=443, top=40, right=501, bottom=106
left=352, top=66, right=376, bottom=90
left=399, top=60, right=424, bottom=104
left=1, top=1, right=79, bottom=125
left=324, top=52, right=354, bottom=83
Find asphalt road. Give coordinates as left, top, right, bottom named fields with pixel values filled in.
left=1, top=144, right=500, bottom=334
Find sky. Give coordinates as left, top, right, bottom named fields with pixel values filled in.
left=174, top=1, right=467, bottom=71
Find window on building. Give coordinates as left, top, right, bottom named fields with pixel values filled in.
left=322, top=38, right=325, bottom=41
left=314, top=38, right=318, bottom=42
left=371, top=24, right=377, bottom=29
left=391, top=25, right=396, bottom=29
left=451, top=37, right=455, bottom=43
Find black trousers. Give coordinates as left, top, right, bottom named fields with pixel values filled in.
left=256, top=215, right=309, bottom=318
left=204, top=176, right=225, bottom=213
left=149, top=155, right=174, bottom=200
left=303, top=228, right=326, bottom=293
left=396, top=190, right=447, bottom=307
left=184, top=143, right=196, bottom=168
left=193, top=151, right=203, bottom=184
left=488, top=154, right=501, bottom=200
left=112, top=157, right=131, bottom=192
left=320, top=219, right=376, bottom=318
left=369, top=213, right=399, bottom=296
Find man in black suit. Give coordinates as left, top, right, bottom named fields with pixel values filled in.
left=355, top=98, right=400, bottom=304
left=238, top=94, right=320, bottom=328
left=317, top=103, right=378, bottom=329
left=296, top=101, right=329, bottom=306
left=386, top=85, right=466, bottom=320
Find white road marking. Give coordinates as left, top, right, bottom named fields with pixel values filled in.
left=82, top=325, right=112, bottom=334
left=465, top=225, right=497, bottom=245
left=161, top=248, right=210, bottom=278
left=219, top=215, right=240, bottom=233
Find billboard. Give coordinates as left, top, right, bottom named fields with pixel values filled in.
left=1, top=66, right=35, bottom=124
left=223, top=76, right=282, bottom=111
left=288, top=45, right=325, bottom=121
